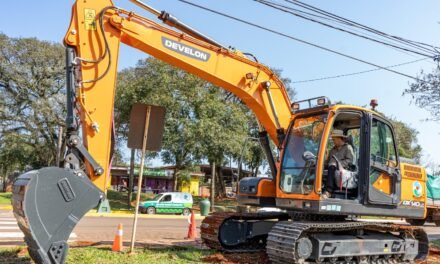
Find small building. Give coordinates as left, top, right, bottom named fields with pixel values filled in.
left=110, top=164, right=252, bottom=196
left=111, top=166, right=204, bottom=195
left=180, top=172, right=204, bottom=196
left=111, top=167, right=174, bottom=194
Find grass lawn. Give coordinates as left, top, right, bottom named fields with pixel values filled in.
left=0, top=246, right=214, bottom=264
left=432, top=239, right=440, bottom=248
left=192, top=196, right=238, bottom=210
left=0, top=192, right=12, bottom=205
left=105, top=190, right=154, bottom=211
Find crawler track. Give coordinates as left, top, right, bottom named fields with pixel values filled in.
left=201, top=212, right=429, bottom=263
left=200, top=212, right=288, bottom=252
left=267, top=221, right=429, bottom=264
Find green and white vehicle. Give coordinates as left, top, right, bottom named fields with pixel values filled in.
left=139, top=192, right=193, bottom=216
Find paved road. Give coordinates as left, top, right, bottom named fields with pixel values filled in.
left=0, top=210, right=201, bottom=246
left=73, top=215, right=202, bottom=243
left=0, top=209, right=439, bottom=247
left=0, top=210, right=78, bottom=246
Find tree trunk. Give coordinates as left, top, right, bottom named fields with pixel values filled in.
left=173, top=168, right=179, bottom=192
left=216, top=165, right=226, bottom=198
left=254, top=165, right=259, bottom=177
left=210, top=161, right=215, bottom=211
left=128, top=148, right=135, bottom=208
left=3, top=168, right=9, bottom=193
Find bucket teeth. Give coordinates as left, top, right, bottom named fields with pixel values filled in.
left=12, top=167, right=102, bottom=264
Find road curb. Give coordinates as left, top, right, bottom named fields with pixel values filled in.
left=85, top=211, right=206, bottom=220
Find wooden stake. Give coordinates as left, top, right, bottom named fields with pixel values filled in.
left=129, top=106, right=151, bottom=253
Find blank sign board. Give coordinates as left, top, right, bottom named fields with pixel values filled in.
left=127, top=103, right=166, bottom=151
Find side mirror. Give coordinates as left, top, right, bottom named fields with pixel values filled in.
left=302, top=151, right=316, bottom=162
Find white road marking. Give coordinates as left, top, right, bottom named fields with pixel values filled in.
left=0, top=226, right=19, bottom=230
left=0, top=232, right=77, bottom=238
left=0, top=217, right=77, bottom=241
left=0, top=221, right=18, bottom=225
left=0, top=232, right=25, bottom=238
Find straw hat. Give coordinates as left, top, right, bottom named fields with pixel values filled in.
left=330, top=129, right=346, bottom=138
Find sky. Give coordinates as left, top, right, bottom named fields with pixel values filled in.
left=1, top=0, right=439, bottom=169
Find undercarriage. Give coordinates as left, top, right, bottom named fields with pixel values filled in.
left=201, top=212, right=429, bottom=264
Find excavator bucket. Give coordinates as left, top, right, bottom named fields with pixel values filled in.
left=12, top=167, right=103, bottom=264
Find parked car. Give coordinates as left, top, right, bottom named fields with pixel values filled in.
left=139, top=192, right=193, bottom=216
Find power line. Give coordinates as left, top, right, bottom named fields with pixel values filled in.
left=292, top=58, right=428, bottom=84
left=282, top=0, right=440, bottom=56
left=255, top=0, right=438, bottom=58
left=177, top=0, right=424, bottom=82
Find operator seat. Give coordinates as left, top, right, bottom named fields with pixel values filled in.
left=332, top=134, right=358, bottom=199
left=346, top=134, right=357, bottom=167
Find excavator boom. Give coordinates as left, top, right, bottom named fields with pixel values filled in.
left=12, top=1, right=293, bottom=263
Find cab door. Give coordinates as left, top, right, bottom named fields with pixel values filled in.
left=365, top=114, right=401, bottom=206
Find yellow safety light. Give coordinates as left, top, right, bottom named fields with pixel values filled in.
left=292, top=103, right=300, bottom=111
left=317, top=98, right=326, bottom=105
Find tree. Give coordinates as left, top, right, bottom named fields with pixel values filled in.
left=405, top=67, right=440, bottom=121
left=389, top=118, right=422, bottom=161
left=115, top=56, right=297, bottom=196
left=0, top=34, right=65, bottom=171
left=0, top=134, right=34, bottom=191
left=194, top=86, right=249, bottom=197
left=115, top=58, right=206, bottom=190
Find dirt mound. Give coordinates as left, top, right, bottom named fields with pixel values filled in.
left=202, top=251, right=267, bottom=264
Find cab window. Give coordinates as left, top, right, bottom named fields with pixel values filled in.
left=280, top=113, right=327, bottom=194
left=161, top=195, right=172, bottom=202
left=370, top=119, right=397, bottom=167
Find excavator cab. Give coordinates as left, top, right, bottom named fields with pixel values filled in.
left=240, top=98, right=424, bottom=219
left=221, top=100, right=428, bottom=262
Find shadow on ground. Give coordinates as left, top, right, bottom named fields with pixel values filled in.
left=0, top=248, right=31, bottom=264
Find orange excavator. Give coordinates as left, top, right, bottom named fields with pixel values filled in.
left=12, top=0, right=429, bottom=263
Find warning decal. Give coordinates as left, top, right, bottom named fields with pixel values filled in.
left=84, top=9, right=96, bottom=31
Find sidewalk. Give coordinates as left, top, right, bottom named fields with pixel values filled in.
left=85, top=210, right=206, bottom=219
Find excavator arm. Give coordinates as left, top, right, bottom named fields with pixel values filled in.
left=64, top=0, right=293, bottom=191
left=12, top=1, right=293, bottom=263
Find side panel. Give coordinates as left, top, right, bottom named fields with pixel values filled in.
left=276, top=198, right=424, bottom=218
left=237, top=177, right=277, bottom=207
left=400, top=163, right=427, bottom=216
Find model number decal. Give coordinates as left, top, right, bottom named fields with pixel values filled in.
left=162, top=37, right=211, bottom=62
left=401, top=200, right=424, bottom=207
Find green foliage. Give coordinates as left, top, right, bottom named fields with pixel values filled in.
left=388, top=118, right=422, bottom=161
left=406, top=67, right=440, bottom=121
left=115, top=58, right=254, bottom=190
left=0, top=33, right=65, bottom=171
left=357, top=108, right=422, bottom=161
